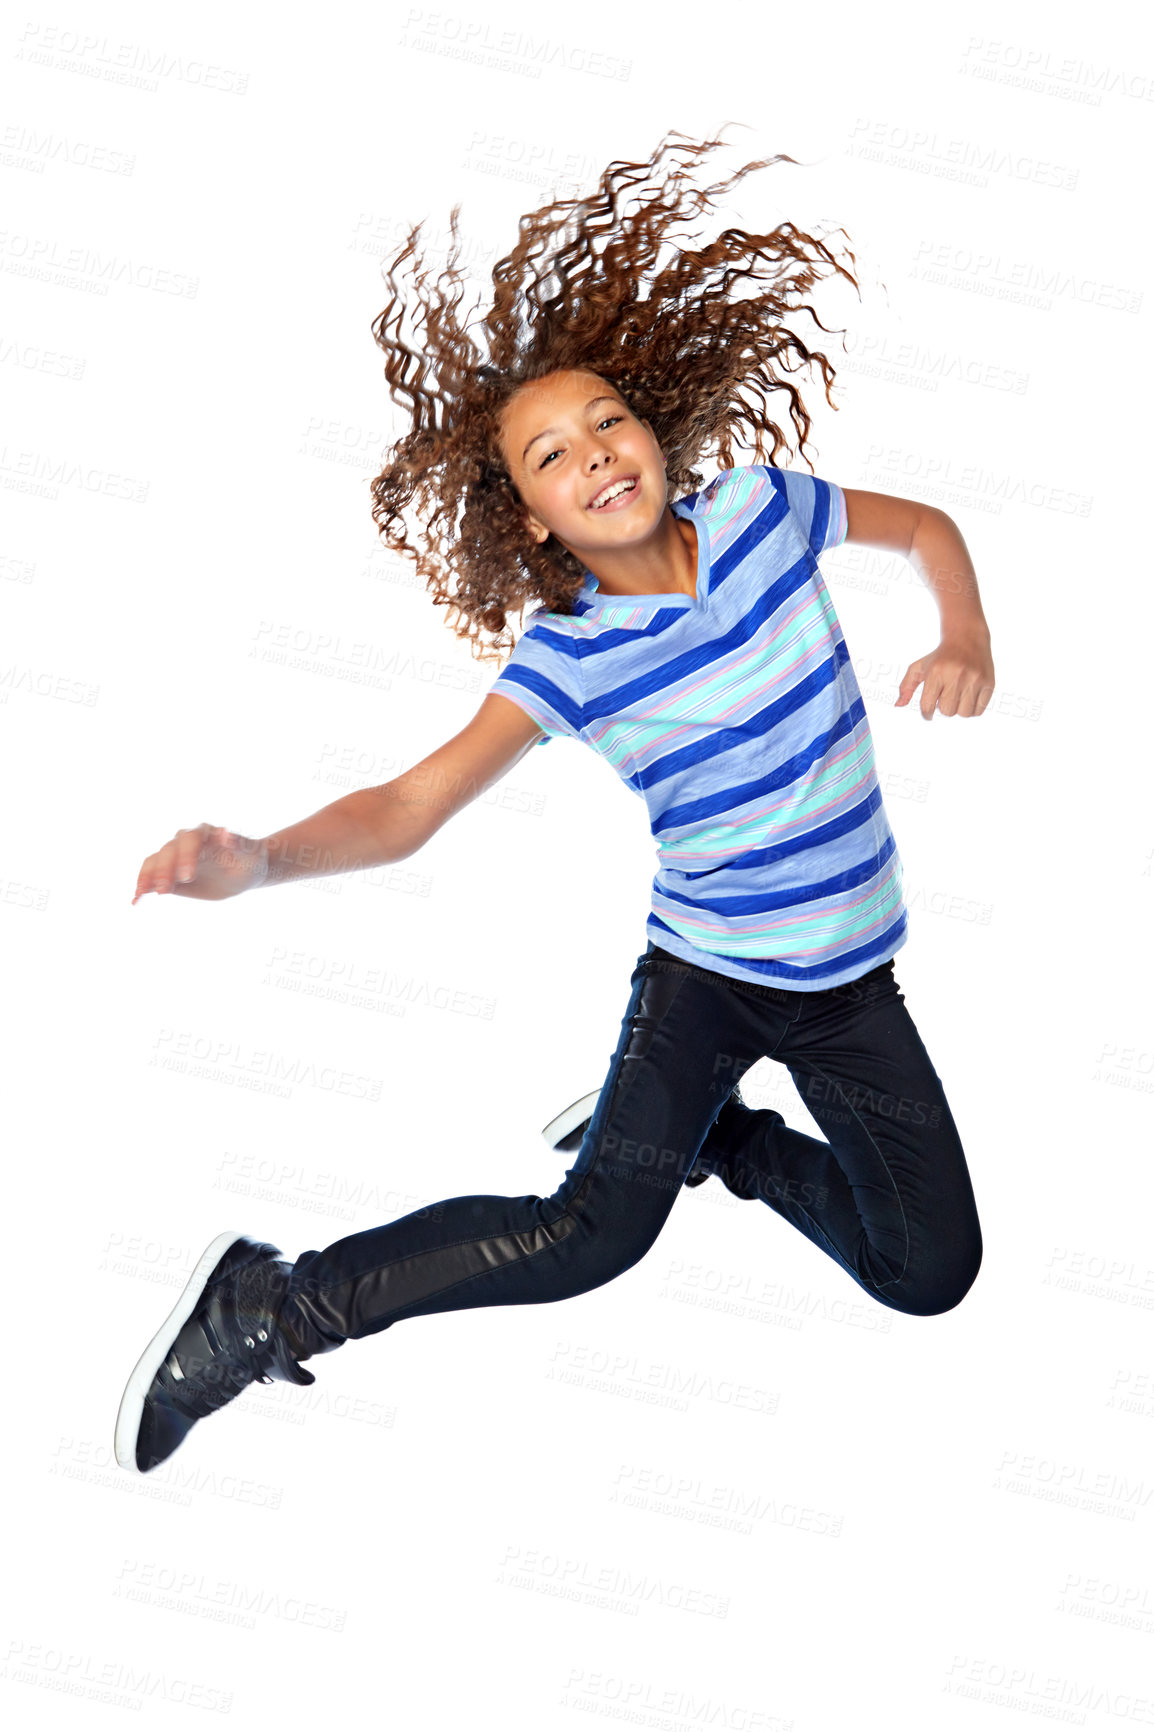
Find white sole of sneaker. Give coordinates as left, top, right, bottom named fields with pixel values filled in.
left=114, top=1228, right=248, bottom=1474
left=540, top=1089, right=601, bottom=1150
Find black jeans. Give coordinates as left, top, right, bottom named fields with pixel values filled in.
left=279, top=943, right=982, bottom=1361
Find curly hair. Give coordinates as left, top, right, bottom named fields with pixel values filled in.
left=367, top=124, right=860, bottom=666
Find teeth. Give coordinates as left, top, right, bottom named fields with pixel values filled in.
left=592, top=479, right=635, bottom=508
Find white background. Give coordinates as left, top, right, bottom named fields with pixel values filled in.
left=5, top=0, right=1154, bottom=1725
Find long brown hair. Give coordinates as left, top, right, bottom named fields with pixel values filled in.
left=368, top=125, right=860, bottom=666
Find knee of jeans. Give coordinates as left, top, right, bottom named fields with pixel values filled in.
left=892, top=1238, right=983, bottom=1318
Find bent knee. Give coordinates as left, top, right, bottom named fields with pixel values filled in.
left=886, top=1240, right=983, bottom=1317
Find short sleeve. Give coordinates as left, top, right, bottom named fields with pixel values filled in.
left=487, top=611, right=584, bottom=747
left=760, top=465, right=848, bottom=557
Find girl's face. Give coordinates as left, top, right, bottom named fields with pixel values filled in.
left=497, top=369, right=668, bottom=559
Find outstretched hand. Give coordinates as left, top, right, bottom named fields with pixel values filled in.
left=132, top=823, right=269, bottom=905
left=895, top=632, right=995, bottom=720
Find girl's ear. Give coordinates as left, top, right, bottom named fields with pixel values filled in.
left=517, top=503, right=550, bottom=545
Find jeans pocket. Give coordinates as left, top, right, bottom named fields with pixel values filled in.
left=641, top=943, right=678, bottom=970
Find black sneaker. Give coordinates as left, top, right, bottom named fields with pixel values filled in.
left=115, top=1230, right=316, bottom=1475
left=697, top=1088, right=789, bottom=1201
left=540, top=1089, right=730, bottom=1187
left=682, top=1082, right=758, bottom=1189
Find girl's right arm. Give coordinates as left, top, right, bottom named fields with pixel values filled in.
left=132, top=693, right=545, bottom=904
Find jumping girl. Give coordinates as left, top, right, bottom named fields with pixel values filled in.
left=116, top=130, right=994, bottom=1475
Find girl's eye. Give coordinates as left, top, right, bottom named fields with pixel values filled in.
left=539, top=416, right=622, bottom=469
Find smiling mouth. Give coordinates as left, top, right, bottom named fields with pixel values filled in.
left=588, top=476, right=640, bottom=510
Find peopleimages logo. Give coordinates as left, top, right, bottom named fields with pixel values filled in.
left=15, top=22, right=250, bottom=94
left=397, top=10, right=631, bottom=81
left=149, top=1028, right=384, bottom=1101
left=1, top=1637, right=234, bottom=1714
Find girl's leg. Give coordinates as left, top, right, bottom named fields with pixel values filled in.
left=276, top=947, right=767, bottom=1361
left=698, top=960, right=983, bottom=1317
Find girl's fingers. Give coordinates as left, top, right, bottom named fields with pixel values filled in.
left=148, top=832, right=190, bottom=894
left=174, top=823, right=209, bottom=885
left=133, top=822, right=234, bottom=903
left=138, top=852, right=162, bottom=896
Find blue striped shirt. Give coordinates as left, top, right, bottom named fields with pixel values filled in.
left=488, top=464, right=908, bottom=989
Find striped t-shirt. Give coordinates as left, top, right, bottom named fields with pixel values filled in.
left=488, top=463, right=908, bottom=990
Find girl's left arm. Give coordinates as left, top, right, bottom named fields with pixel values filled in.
left=842, top=488, right=995, bottom=721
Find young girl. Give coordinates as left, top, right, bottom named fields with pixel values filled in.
left=117, top=130, right=994, bottom=1475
